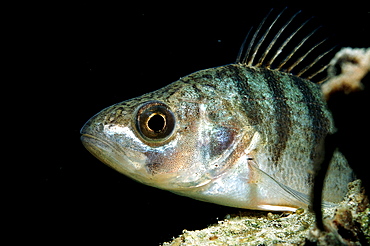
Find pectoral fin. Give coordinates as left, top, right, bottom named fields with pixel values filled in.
left=247, top=160, right=311, bottom=211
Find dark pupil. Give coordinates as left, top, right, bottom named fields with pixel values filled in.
left=148, top=114, right=165, bottom=133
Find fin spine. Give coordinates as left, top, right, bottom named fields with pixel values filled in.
left=257, top=9, right=300, bottom=67
left=236, top=9, right=334, bottom=83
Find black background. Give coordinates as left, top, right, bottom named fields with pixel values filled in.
left=12, top=1, right=369, bottom=245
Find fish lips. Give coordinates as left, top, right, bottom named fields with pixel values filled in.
left=80, top=124, right=150, bottom=184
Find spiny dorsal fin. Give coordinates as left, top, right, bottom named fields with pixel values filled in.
left=236, top=8, right=335, bottom=84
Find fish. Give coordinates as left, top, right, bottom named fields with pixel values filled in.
left=80, top=9, right=354, bottom=212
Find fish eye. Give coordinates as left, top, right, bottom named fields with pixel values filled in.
left=135, top=101, right=176, bottom=142
left=147, top=113, right=166, bottom=133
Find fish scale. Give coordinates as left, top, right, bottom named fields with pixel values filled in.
left=172, top=64, right=336, bottom=196
left=80, top=10, right=354, bottom=211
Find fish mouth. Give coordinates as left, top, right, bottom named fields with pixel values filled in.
left=81, top=133, right=111, bottom=157
left=80, top=120, right=121, bottom=165
left=80, top=130, right=152, bottom=185
left=80, top=133, right=124, bottom=169
left=80, top=126, right=135, bottom=172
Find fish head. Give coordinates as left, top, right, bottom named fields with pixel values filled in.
left=80, top=81, right=247, bottom=192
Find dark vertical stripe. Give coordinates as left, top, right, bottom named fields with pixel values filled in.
left=225, top=65, right=265, bottom=126
left=261, top=70, right=292, bottom=163
left=291, top=76, right=330, bottom=161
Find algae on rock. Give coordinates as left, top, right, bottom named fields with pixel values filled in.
left=163, top=180, right=369, bottom=245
